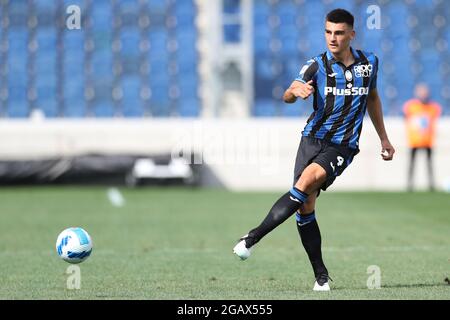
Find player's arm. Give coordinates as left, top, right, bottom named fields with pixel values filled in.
left=283, top=80, right=315, bottom=103
left=366, top=88, right=395, bottom=161
left=283, top=59, right=318, bottom=103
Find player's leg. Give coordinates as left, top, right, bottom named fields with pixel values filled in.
left=294, top=163, right=328, bottom=194
left=233, top=163, right=327, bottom=260
left=296, top=144, right=355, bottom=291
left=232, top=186, right=308, bottom=259
left=233, top=137, right=322, bottom=260
left=426, top=147, right=434, bottom=191
left=295, top=190, right=330, bottom=291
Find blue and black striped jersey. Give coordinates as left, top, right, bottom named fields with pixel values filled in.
left=295, top=47, right=379, bottom=150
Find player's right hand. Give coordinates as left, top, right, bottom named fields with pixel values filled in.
left=290, top=80, right=315, bottom=100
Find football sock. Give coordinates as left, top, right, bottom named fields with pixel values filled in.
left=296, top=211, right=328, bottom=277
left=245, top=187, right=308, bottom=248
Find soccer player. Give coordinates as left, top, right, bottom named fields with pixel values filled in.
left=233, top=8, right=395, bottom=291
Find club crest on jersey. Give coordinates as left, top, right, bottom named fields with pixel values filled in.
left=345, top=70, right=353, bottom=81
left=353, top=64, right=373, bottom=77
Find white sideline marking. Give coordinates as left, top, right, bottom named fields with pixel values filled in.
left=107, top=188, right=125, bottom=207
left=323, top=245, right=449, bottom=252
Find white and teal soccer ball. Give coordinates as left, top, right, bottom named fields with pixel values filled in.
left=56, top=227, right=93, bottom=264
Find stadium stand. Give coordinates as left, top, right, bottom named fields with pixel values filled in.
left=0, top=0, right=448, bottom=118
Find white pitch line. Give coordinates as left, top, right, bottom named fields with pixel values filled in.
left=107, top=188, right=125, bottom=207
left=323, top=245, right=449, bottom=252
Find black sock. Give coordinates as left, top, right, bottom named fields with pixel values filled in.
left=246, top=187, right=308, bottom=247
left=296, top=211, right=328, bottom=277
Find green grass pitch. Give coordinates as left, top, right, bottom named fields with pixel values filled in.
left=0, top=187, right=449, bottom=300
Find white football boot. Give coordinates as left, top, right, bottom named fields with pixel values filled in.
left=232, top=234, right=253, bottom=260
left=313, top=274, right=331, bottom=291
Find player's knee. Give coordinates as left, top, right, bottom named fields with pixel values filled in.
left=312, top=165, right=327, bottom=181
left=300, top=202, right=315, bottom=214
left=295, top=167, right=326, bottom=191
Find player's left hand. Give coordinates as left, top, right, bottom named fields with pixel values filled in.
left=380, top=139, right=395, bottom=161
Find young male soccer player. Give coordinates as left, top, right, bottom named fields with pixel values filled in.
left=233, top=9, right=395, bottom=291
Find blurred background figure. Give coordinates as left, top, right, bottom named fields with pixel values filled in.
left=403, top=83, right=442, bottom=192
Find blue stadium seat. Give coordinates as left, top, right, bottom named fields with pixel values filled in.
left=253, top=99, right=277, bottom=117
left=281, top=102, right=301, bottom=117
left=149, top=30, right=168, bottom=52
left=93, top=102, right=114, bottom=118
left=254, top=29, right=271, bottom=53
left=255, top=56, right=281, bottom=80
left=91, top=1, right=112, bottom=29
left=254, top=77, right=276, bottom=100
left=151, top=84, right=169, bottom=103
left=279, top=34, right=298, bottom=55
left=178, top=82, right=198, bottom=100
left=306, top=1, right=325, bottom=18
left=36, top=28, right=56, bottom=48
left=150, top=102, right=171, bottom=117
left=331, top=0, right=354, bottom=12
left=121, top=77, right=143, bottom=117
left=148, top=0, right=167, bottom=12
left=285, top=58, right=302, bottom=80
left=176, top=13, right=196, bottom=28
left=177, top=33, right=197, bottom=55
left=36, top=87, right=58, bottom=118
left=174, top=1, right=196, bottom=16
left=7, top=86, right=28, bottom=118
left=178, top=98, right=199, bottom=117
left=8, top=69, right=27, bottom=87
left=8, top=29, right=27, bottom=51
left=277, top=2, right=297, bottom=27
left=63, top=64, right=84, bottom=82
left=254, top=8, right=269, bottom=28
left=63, top=0, right=83, bottom=7
left=64, top=33, right=85, bottom=51
left=64, top=85, right=86, bottom=117
left=36, top=67, right=57, bottom=84
left=150, top=71, right=170, bottom=87
left=223, top=0, right=240, bottom=15
left=92, top=52, right=113, bottom=76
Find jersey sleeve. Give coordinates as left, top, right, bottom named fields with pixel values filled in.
left=295, top=59, right=319, bottom=83
left=369, top=55, right=379, bottom=90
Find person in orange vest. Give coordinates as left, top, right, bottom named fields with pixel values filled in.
left=403, top=83, right=441, bottom=191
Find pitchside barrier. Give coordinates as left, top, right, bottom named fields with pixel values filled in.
left=0, top=118, right=449, bottom=191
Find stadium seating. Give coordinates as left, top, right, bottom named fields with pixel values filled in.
left=2, top=0, right=199, bottom=118
left=1, top=0, right=448, bottom=118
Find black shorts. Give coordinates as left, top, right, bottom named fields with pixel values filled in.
left=293, top=136, right=358, bottom=192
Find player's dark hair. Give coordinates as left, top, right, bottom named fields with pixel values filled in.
left=326, top=8, right=354, bottom=28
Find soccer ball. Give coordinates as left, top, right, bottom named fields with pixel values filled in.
left=56, top=227, right=93, bottom=264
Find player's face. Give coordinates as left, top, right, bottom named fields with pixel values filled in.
left=325, top=21, right=355, bottom=55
